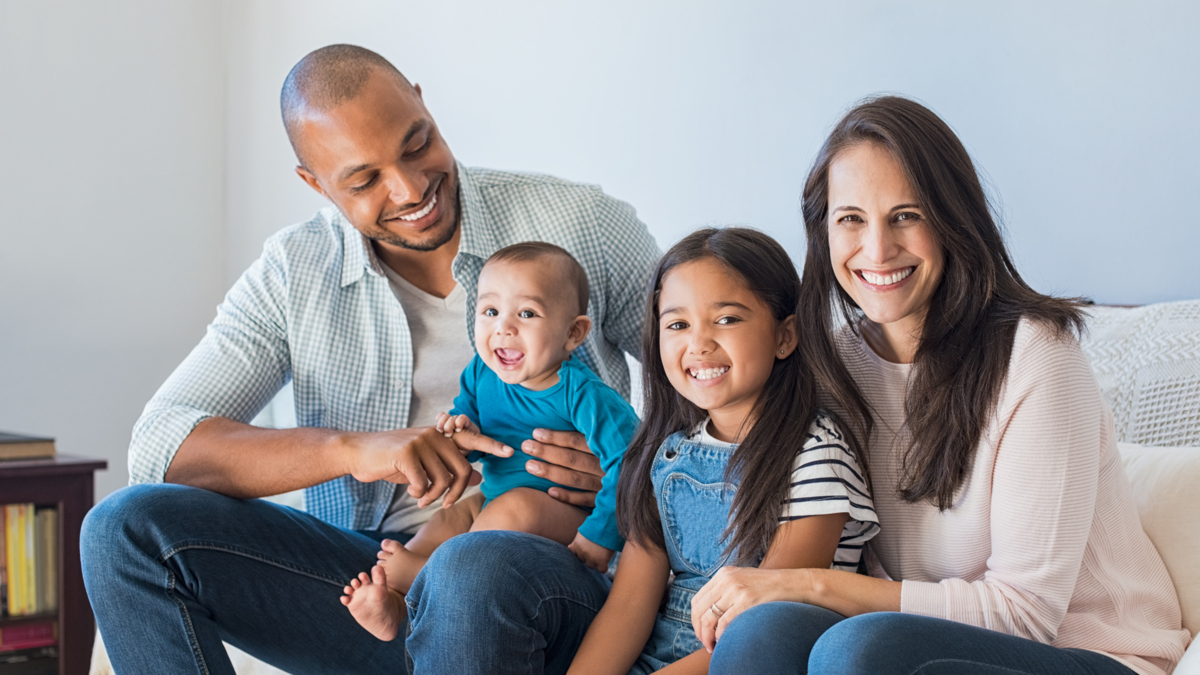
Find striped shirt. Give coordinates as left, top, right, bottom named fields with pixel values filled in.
left=692, top=412, right=878, bottom=570
left=127, top=163, right=661, bottom=531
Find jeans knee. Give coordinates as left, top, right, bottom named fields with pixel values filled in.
left=84, top=485, right=167, bottom=553
left=81, top=484, right=176, bottom=587
left=810, top=612, right=911, bottom=675
left=414, top=530, right=530, bottom=600
left=711, top=602, right=842, bottom=675
left=82, top=484, right=226, bottom=574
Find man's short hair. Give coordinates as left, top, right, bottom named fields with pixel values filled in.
left=485, top=242, right=590, bottom=316
left=280, top=44, right=413, bottom=166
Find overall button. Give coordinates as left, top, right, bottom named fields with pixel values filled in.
left=663, top=448, right=678, bottom=460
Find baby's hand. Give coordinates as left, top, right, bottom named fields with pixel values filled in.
left=435, top=412, right=475, bottom=438
left=568, top=532, right=614, bottom=573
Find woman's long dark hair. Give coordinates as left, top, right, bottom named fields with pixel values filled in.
left=617, top=227, right=868, bottom=564
left=798, top=96, right=1085, bottom=509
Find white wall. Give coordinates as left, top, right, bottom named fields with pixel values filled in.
left=224, top=0, right=1200, bottom=303
left=0, top=1, right=228, bottom=499
left=4, top=1, right=1198, bottom=501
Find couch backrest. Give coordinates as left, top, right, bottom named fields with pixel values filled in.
left=1084, top=299, right=1200, bottom=640
left=1119, top=443, right=1200, bottom=638
left=1081, top=301, right=1200, bottom=447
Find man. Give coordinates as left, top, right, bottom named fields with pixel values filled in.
left=82, top=44, right=659, bottom=674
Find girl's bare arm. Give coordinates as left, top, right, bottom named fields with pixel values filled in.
left=567, top=541, right=671, bottom=675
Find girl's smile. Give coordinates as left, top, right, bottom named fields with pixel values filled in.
left=658, top=257, right=795, bottom=442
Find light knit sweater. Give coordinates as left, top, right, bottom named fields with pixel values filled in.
left=836, top=320, right=1191, bottom=675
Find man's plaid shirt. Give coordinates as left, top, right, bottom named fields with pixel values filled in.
left=129, top=163, right=660, bottom=530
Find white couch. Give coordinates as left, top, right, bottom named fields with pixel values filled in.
left=1083, top=301, right=1199, bottom=673
left=91, top=301, right=1200, bottom=674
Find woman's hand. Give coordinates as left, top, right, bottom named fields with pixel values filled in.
left=690, top=566, right=811, bottom=653
left=522, top=428, right=604, bottom=508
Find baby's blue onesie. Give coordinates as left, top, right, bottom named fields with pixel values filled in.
left=451, top=354, right=639, bottom=550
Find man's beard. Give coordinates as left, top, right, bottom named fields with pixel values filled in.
left=372, top=217, right=458, bottom=251
left=371, top=185, right=460, bottom=251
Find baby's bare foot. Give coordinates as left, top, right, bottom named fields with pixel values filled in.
left=375, top=539, right=427, bottom=594
left=340, top=565, right=403, bottom=641
left=377, top=538, right=402, bottom=562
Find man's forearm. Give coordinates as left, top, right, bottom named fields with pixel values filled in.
left=164, top=417, right=355, bottom=499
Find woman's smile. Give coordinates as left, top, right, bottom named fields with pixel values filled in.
left=827, top=142, right=944, bottom=363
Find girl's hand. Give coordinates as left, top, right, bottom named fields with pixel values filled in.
left=690, top=566, right=810, bottom=652
left=568, top=532, right=614, bottom=572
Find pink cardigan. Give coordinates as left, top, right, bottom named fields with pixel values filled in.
left=836, top=320, right=1191, bottom=675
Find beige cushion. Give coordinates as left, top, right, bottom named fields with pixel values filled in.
left=1118, top=442, right=1200, bottom=638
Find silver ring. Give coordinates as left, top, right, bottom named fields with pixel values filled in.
left=709, top=603, right=725, bottom=617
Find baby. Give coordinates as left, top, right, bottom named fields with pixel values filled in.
left=341, top=242, right=639, bottom=641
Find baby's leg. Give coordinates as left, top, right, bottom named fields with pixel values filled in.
left=405, top=491, right=484, bottom=557
left=340, top=564, right=404, bottom=642
left=377, top=492, right=484, bottom=594
left=470, top=487, right=587, bottom=546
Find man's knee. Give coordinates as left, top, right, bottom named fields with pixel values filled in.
left=84, top=484, right=178, bottom=550
left=82, top=484, right=197, bottom=593
left=83, top=484, right=235, bottom=567
left=414, top=530, right=529, bottom=597
left=410, top=529, right=587, bottom=614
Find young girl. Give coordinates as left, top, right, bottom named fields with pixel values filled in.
left=568, top=228, right=879, bottom=675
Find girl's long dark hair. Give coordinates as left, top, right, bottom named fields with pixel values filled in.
left=798, top=96, right=1085, bottom=509
left=617, top=227, right=868, bottom=564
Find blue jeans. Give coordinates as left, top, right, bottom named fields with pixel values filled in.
left=709, top=603, right=1137, bottom=675
left=82, top=484, right=610, bottom=674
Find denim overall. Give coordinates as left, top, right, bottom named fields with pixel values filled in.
left=629, top=430, right=744, bottom=674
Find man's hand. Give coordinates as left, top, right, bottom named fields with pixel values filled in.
left=522, top=428, right=604, bottom=508
left=567, top=532, right=614, bottom=573
left=345, top=427, right=512, bottom=509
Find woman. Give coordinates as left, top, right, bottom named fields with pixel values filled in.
left=693, top=97, right=1191, bottom=675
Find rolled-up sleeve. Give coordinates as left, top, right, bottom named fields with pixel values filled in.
left=129, top=243, right=292, bottom=484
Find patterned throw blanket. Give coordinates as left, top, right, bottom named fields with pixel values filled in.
left=1082, top=300, right=1200, bottom=447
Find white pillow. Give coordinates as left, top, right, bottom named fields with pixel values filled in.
left=1118, top=442, right=1200, bottom=638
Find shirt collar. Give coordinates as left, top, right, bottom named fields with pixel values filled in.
left=338, top=209, right=387, bottom=288
left=455, top=162, right=501, bottom=262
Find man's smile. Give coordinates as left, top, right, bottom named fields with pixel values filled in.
left=398, top=191, right=437, bottom=221
left=381, top=176, right=443, bottom=228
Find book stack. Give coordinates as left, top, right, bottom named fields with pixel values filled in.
left=1, top=504, right=58, bottom=618
left=0, top=502, right=58, bottom=673
left=0, top=432, right=56, bottom=463
left=0, top=637, right=57, bottom=674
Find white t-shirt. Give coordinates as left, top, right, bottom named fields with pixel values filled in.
left=378, top=264, right=480, bottom=534
left=691, top=413, right=879, bottom=570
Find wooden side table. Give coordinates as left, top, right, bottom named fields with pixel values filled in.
left=1, top=454, right=107, bottom=675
